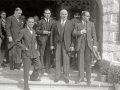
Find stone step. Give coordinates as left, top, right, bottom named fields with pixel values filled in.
left=0, top=84, right=114, bottom=90
left=0, top=68, right=113, bottom=90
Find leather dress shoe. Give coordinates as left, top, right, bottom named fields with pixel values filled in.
left=87, top=80, right=91, bottom=85
left=41, top=69, right=44, bottom=75
left=54, top=78, right=60, bottom=82
left=30, top=78, right=41, bottom=81
left=46, top=70, right=50, bottom=74
left=64, top=76, right=69, bottom=84
left=10, top=67, right=14, bottom=70
left=23, top=88, right=31, bottom=90
left=1, top=63, right=7, bottom=68
left=75, top=78, right=84, bottom=84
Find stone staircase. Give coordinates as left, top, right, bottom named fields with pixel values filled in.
left=0, top=67, right=114, bottom=90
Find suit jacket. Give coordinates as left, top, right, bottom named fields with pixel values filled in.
left=51, top=20, right=74, bottom=51
left=36, top=18, right=55, bottom=43
left=71, top=18, right=80, bottom=25
left=0, top=18, right=5, bottom=38
left=16, top=27, right=40, bottom=59
left=73, top=20, right=97, bottom=51
left=5, top=15, right=23, bottom=50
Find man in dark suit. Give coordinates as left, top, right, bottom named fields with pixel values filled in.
left=36, top=9, right=55, bottom=74
left=6, top=8, right=23, bottom=70
left=71, top=13, right=80, bottom=24
left=16, top=17, right=42, bottom=90
left=50, top=9, right=74, bottom=83
left=0, top=11, right=6, bottom=68
left=73, top=11, right=97, bottom=85
left=33, top=15, right=39, bottom=30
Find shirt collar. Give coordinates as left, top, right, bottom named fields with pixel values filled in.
left=44, top=18, right=50, bottom=22
left=82, top=20, right=86, bottom=25
left=1, top=18, right=6, bottom=22
left=27, top=26, right=32, bottom=31
left=61, top=19, right=67, bottom=24
left=14, top=14, right=19, bottom=20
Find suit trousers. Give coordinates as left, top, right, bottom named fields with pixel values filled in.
left=9, top=45, right=21, bottom=69
left=39, top=42, right=46, bottom=68
left=44, top=41, right=52, bottom=71
left=0, top=38, right=3, bottom=65
left=55, top=42, right=70, bottom=79
left=77, top=39, right=92, bottom=80
left=23, top=56, right=42, bottom=89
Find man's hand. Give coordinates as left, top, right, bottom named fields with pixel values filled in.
left=25, top=48, right=28, bottom=50
left=1, top=35, right=4, bottom=40
left=50, top=46, right=55, bottom=51
left=81, top=28, right=87, bottom=34
left=69, top=47, right=75, bottom=51
left=43, top=30, right=50, bottom=35
left=73, top=29, right=77, bottom=36
left=93, top=46, right=97, bottom=51
left=35, top=43, right=37, bottom=49
left=8, top=36, right=13, bottom=42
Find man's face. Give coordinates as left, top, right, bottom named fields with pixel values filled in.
left=34, top=16, right=39, bottom=22
left=60, top=10, right=68, bottom=20
left=44, top=10, right=51, bottom=19
left=1, top=12, right=6, bottom=19
left=15, top=11, right=22, bottom=19
left=83, top=12, right=90, bottom=22
left=27, top=18, right=34, bottom=28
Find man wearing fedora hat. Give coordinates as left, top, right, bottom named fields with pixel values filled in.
left=71, top=13, right=80, bottom=24
left=73, top=11, right=97, bottom=85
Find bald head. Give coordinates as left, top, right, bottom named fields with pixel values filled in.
left=60, top=9, right=68, bottom=20
left=82, top=11, right=90, bottom=22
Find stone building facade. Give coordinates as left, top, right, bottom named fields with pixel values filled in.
left=100, top=0, right=120, bottom=62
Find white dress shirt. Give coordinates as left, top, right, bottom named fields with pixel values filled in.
left=82, top=20, right=86, bottom=25
left=27, top=26, right=33, bottom=34
left=44, top=18, right=49, bottom=23
left=61, top=19, right=67, bottom=26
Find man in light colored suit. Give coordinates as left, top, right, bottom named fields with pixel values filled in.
left=73, top=11, right=97, bottom=85
left=16, top=17, right=42, bottom=90
left=6, top=7, right=23, bottom=70
left=51, top=9, right=74, bottom=83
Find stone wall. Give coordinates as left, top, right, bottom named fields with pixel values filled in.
left=101, top=0, right=120, bottom=62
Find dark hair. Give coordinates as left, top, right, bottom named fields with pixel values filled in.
left=81, top=11, right=89, bottom=16
left=27, top=17, right=34, bottom=21
left=0, top=11, right=6, bottom=14
left=15, top=7, right=22, bottom=12
left=44, top=8, right=51, bottom=13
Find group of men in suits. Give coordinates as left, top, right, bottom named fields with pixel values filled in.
left=3, top=7, right=97, bottom=90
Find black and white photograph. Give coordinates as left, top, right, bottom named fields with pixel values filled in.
left=0, top=0, right=120, bottom=90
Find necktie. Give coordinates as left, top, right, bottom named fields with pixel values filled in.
left=61, top=21, right=64, bottom=27
left=84, top=21, right=86, bottom=25
left=30, top=28, right=32, bottom=34
left=47, top=18, right=49, bottom=23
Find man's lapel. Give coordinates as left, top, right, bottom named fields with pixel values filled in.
left=49, top=19, right=53, bottom=27
left=86, top=21, right=90, bottom=31
left=42, top=19, right=47, bottom=30
left=57, top=20, right=61, bottom=35
left=25, top=27, right=33, bottom=38
left=13, top=15, right=20, bottom=27
left=64, top=20, right=68, bottom=32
